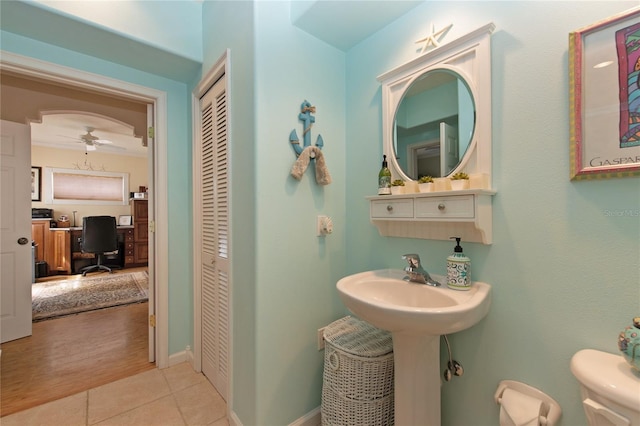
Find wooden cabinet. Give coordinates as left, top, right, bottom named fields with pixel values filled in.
left=134, top=240, right=148, bottom=265
left=31, top=219, right=50, bottom=262
left=123, top=228, right=135, bottom=267
left=49, top=230, right=71, bottom=273
left=130, top=200, right=148, bottom=266
left=31, top=220, right=71, bottom=275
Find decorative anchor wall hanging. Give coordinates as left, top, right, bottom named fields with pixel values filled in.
left=289, top=100, right=332, bottom=185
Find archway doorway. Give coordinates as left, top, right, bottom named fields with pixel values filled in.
left=0, top=52, right=169, bottom=414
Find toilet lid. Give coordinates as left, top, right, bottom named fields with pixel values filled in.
left=570, top=349, right=640, bottom=411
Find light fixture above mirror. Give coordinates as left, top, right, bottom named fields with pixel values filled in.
left=378, top=23, right=495, bottom=185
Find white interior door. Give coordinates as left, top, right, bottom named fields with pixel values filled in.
left=1, top=120, right=33, bottom=343
left=199, top=74, right=229, bottom=400
left=440, top=122, right=459, bottom=176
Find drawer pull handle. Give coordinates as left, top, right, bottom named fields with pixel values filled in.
left=387, top=205, right=393, bottom=212
left=438, top=203, right=446, bottom=211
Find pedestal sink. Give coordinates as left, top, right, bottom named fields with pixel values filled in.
left=337, top=269, right=491, bottom=426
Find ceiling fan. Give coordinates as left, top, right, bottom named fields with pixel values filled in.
left=60, top=127, right=123, bottom=151
left=76, top=128, right=113, bottom=151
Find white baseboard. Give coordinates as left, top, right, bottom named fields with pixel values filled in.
left=167, top=348, right=319, bottom=426
left=167, top=345, right=194, bottom=368
left=229, top=411, right=242, bottom=426
left=289, top=407, right=321, bottom=426
left=226, top=407, right=319, bottom=426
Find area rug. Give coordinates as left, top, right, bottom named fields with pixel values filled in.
left=32, top=271, right=148, bottom=321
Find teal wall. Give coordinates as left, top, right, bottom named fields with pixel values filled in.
left=345, top=2, right=639, bottom=425
left=253, top=2, right=347, bottom=423
left=29, top=0, right=203, bottom=62
left=0, top=30, right=195, bottom=356
left=201, top=1, right=259, bottom=423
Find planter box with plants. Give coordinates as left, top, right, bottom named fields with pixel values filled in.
left=418, top=176, right=434, bottom=193
left=450, top=172, right=470, bottom=190
left=390, top=179, right=405, bottom=195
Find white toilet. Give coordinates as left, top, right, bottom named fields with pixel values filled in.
left=571, top=349, right=640, bottom=426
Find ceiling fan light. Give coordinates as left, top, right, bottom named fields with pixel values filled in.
left=86, top=145, right=97, bottom=151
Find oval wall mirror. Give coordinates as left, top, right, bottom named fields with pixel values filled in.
left=393, top=68, right=475, bottom=180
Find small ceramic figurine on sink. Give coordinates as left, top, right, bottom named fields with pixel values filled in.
left=618, top=317, right=640, bottom=371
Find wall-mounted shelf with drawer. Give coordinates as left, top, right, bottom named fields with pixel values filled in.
left=367, top=189, right=496, bottom=244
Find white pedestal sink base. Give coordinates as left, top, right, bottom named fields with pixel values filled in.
left=393, top=332, right=441, bottom=426
left=336, top=270, right=491, bottom=426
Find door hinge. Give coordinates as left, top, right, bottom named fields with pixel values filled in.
left=148, top=220, right=155, bottom=233
left=147, top=126, right=155, bottom=139
left=149, top=314, right=156, bottom=327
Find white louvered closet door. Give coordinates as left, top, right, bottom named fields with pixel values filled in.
left=200, top=74, right=229, bottom=400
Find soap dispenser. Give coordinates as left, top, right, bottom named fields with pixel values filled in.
left=447, top=237, right=471, bottom=290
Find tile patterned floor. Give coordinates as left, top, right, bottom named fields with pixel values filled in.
left=1, top=362, right=228, bottom=426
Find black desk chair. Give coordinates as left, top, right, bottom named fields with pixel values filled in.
left=80, top=216, right=121, bottom=276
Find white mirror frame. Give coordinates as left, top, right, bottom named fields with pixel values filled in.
left=378, top=23, right=495, bottom=184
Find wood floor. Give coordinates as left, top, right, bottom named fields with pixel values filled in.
left=0, top=269, right=154, bottom=417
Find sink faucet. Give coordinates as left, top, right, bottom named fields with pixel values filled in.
left=402, top=254, right=441, bottom=286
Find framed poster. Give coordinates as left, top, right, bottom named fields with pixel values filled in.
left=569, top=7, right=640, bottom=180
left=31, top=166, right=41, bottom=201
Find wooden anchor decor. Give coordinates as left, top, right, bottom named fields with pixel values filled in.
left=289, top=100, right=331, bottom=185
left=289, top=100, right=324, bottom=157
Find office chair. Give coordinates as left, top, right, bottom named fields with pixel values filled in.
left=80, top=216, right=121, bottom=276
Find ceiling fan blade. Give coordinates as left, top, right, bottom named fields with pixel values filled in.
left=97, top=144, right=126, bottom=151
left=58, top=134, right=83, bottom=141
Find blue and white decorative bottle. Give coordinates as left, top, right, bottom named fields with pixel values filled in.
left=447, top=237, right=471, bottom=290
left=618, top=317, right=640, bottom=371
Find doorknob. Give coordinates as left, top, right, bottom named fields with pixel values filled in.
left=17, top=237, right=29, bottom=245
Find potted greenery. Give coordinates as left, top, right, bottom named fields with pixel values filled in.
left=418, top=176, right=434, bottom=193
left=390, top=179, right=405, bottom=195
left=450, top=172, right=470, bottom=190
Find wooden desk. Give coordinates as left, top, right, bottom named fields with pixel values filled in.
left=33, top=218, right=146, bottom=276
left=69, top=226, right=141, bottom=273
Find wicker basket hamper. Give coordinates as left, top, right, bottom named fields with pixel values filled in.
left=321, top=316, right=394, bottom=426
